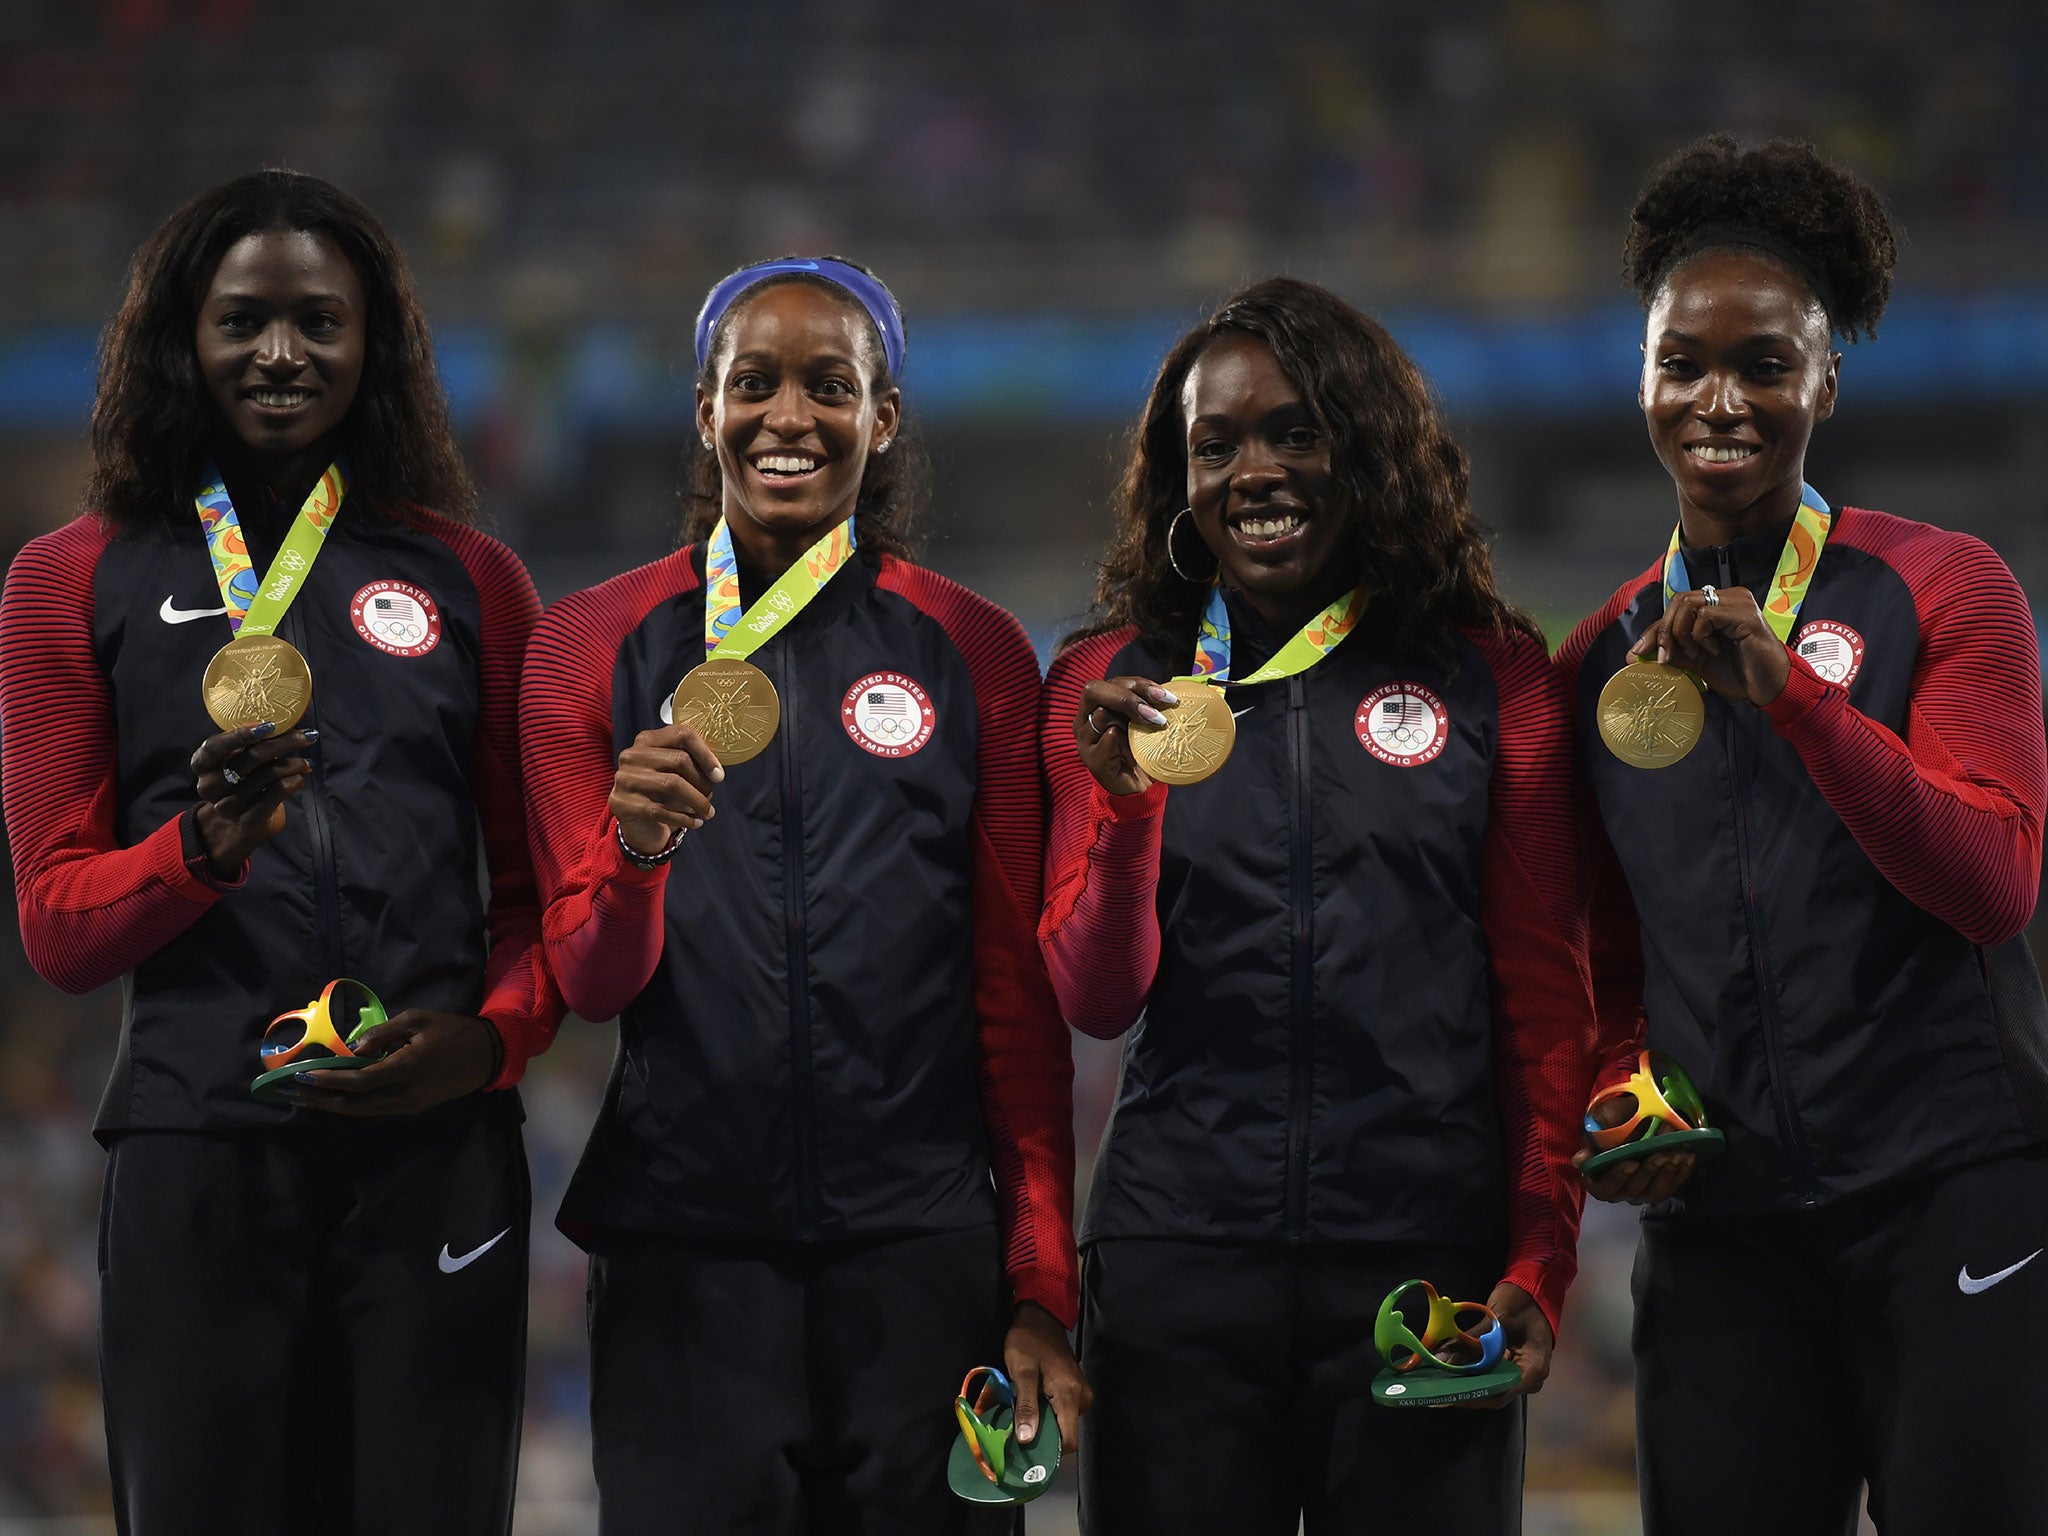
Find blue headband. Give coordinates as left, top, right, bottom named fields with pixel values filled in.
left=693, top=258, right=907, bottom=379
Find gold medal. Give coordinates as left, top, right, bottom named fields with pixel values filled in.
left=1597, top=660, right=1705, bottom=769
left=203, top=634, right=313, bottom=731
left=1128, top=681, right=1237, bottom=786
left=671, top=656, right=781, bottom=764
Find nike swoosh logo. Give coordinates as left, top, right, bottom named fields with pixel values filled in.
left=1231, top=705, right=1256, bottom=719
left=1958, top=1248, right=2043, bottom=1294
left=160, top=596, right=229, bottom=624
left=438, top=1228, right=511, bottom=1274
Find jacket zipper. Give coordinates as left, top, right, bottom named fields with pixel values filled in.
left=279, top=603, right=343, bottom=983
left=1714, top=550, right=1821, bottom=1204
left=1726, top=712, right=1822, bottom=1205
left=777, top=645, right=819, bottom=1237
left=1285, top=675, right=1313, bottom=1240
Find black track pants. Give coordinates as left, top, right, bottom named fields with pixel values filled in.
left=587, top=1224, right=1020, bottom=1536
left=1079, top=1238, right=1526, bottom=1536
left=98, top=1122, right=530, bottom=1536
left=1634, top=1146, right=2048, bottom=1536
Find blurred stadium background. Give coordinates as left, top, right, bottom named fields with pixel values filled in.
left=2, top=2, right=2045, bottom=1531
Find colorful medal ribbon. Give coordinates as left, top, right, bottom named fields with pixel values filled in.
left=1187, top=579, right=1362, bottom=686
left=1661, top=482, right=1831, bottom=645
left=195, top=459, right=347, bottom=637
left=701, top=515, right=858, bottom=660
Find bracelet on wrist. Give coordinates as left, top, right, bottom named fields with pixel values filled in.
left=616, top=821, right=683, bottom=870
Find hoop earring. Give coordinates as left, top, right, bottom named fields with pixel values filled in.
left=1166, top=508, right=1215, bottom=583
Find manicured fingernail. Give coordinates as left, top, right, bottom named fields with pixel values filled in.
left=253, top=721, right=277, bottom=738
left=1018, top=1423, right=1035, bottom=1443
left=1139, top=706, right=1169, bottom=726
left=1656, top=645, right=1669, bottom=664
left=711, top=766, right=725, bottom=783
left=294, top=1072, right=315, bottom=1084
left=1155, top=688, right=1179, bottom=705
left=302, top=728, right=320, bottom=742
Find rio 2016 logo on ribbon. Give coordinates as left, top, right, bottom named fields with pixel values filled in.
left=842, top=672, right=936, bottom=758
left=351, top=580, right=443, bottom=658
left=1356, top=682, right=1450, bottom=767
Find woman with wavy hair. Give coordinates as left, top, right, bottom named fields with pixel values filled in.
left=0, top=169, right=560, bottom=1533
left=518, top=257, right=1086, bottom=1534
left=1042, top=276, right=1593, bottom=1535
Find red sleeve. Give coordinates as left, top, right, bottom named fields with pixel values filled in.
left=1, top=517, right=236, bottom=993
left=419, top=514, right=567, bottom=1087
left=518, top=555, right=690, bottom=1025
left=1762, top=520, right=2045, bottom=945
left=881, top=558, right=1079, bottom=1328
left=1471, top=624, right=1597, bottom=1338
left=1554, top=594, right=1653, bottom=1095
left=1036, top=629, right=1164, bottom=1040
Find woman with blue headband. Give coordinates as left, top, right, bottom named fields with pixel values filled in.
left=520, top=256, right=1087, bottom=1533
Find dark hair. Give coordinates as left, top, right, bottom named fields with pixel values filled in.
left=681, top=255, right=929, bottom=562
left=1622, top=134, right=1899, bottom=342
left=1070, top=276, right=1534, bottom=662
left=87, top=169, right=476, bottom=530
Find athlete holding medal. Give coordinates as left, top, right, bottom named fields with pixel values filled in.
left=1556, top=136, right=2048, bottom=1534
left=0, top=172, right=561, bottom=1532
left=519, top=257, right=1085, bottom=1533
left=1041, top=278, right=1595, bottom=1534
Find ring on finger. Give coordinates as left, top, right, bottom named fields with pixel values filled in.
left=1087, top=709, right=1108, bottom=741
left=1701, top=585, right=1721, bottom=606
left=221, top=764, right=242, bottom=786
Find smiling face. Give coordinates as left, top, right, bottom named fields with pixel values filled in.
left=1181, top=333, right=1354, bottom=622
left=695, top=281, right=900, bottom=568
left=195, top=228, right=366, bottom=461
left=1641, top=246, right=1839, bottom=538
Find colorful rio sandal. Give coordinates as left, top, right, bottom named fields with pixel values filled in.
left=249, top=978, right=388, bottom=1102
left=1371, top=1278, right=1522, bottom=1407
left=1580, top=1049, right=1727, bottom=1179
left=946, top=1365, right=1061, bottom=1504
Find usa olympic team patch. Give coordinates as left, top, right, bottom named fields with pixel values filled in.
left=1356, top=682, right=1449, bottom=767
left=1791, top=620, right=1865, bottom=686
left=842, top=672, right=936, bottom=758
left=351, top=581, right=442, bottom=658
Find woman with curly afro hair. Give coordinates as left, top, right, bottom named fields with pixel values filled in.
left=1042, top=276, right=1597, bottom=1534
left=1556, top=135, right=2048, bottom=1534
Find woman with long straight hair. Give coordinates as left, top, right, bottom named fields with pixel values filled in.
left=0, top=170, right=561, bottom=1533
left=1042, top=276, right=1594, bottom=1534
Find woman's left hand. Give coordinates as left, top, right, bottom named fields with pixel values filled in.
left=1484, top=1281, right=1554, bottom=1401
left=1628, top=585, right=1790, bottom=707
left=290, top=1011, right=500, bottom=1116
left=1002, top=1300, right=1093, bottom=1452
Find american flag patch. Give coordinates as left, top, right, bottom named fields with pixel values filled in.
left=867, top=692, right=904, bottom=713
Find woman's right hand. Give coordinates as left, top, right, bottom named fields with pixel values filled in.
left=191, top=722, right=317, bottom=880
left=608, top=722, right=724, bottom=855
left=1073, top=677, right=1177, bottom=796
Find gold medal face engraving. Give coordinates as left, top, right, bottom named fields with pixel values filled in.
left=672, top=657, right=781, bottom=764
left=1597, top=660, right=1705, bottom=769
left=203, top=634, right=313, bottom=731
left=1128, top=681, right=1237, bottom=786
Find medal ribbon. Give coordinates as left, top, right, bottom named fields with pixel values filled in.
left=195, top=460, right=347, bottom=637
left=1661, top=482, right=1831, bottom=645
left=1186, top=580, right=1362, bottom=687
left=701, top=515, right=859, bottom=660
